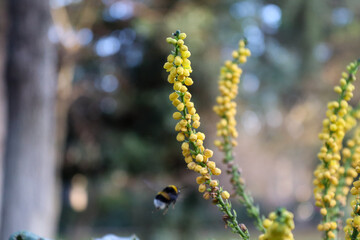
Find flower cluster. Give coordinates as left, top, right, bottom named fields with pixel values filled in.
left=313, top=60, right=360, bottom=239
left=335, top=127, right=360, bottom=206
left=164, top=31, right=224, bottom=197
left=213, top=40, right=250, bottom=153
left=164, top=30, right=248, bottom=239
left=212, top=40, right=265, bottom=233
left=258, top=208, right=295, bottom=240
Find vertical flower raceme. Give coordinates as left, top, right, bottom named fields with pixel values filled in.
left=213, top=40, right=265, bottom=232
left=314, top=60, right=360, bottom=240
left=164, top=30, right=249, bottom=239
left=258, top=208, right=295, bottom=240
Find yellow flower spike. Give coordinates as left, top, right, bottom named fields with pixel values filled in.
left=215, top=38, right=266, bottom=234
left=165, top=31, right=249, bottom=240
left=311, top=60, right=360, bottom=239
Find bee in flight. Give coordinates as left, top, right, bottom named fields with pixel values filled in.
left=154, top=185, right=179, bottom=214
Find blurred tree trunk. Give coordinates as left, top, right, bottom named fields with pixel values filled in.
left=0, top=0, right=7, bottom=233
left=1, top=0, right=59, bottom=239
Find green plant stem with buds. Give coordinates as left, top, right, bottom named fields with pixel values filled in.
left=216, top=191, right=249, bottom=239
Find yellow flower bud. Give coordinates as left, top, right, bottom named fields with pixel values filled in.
left=200, top=168, right=208, bottom=175
left=182, top=51, right=191, bottom=58
left=184, top=77, right=193, bottom=86
left=173, top=82, right=182, bottom=91
left=194, top=165, right=202, bottom=173
left=176, top=132, right=185, bottom=142
left=196, top=176, right=205, bottom=184
left=179, top=32, right=186, bottom=40
left=173, top=112, right=182, bottom=120
left=334, top=86, right=342, bottom=93
left=177, top=39, right=184, bottom=46
left=196, top=154, right=204, bottom=162
left=184, top=156, right=193, bottom=163
left=188, top=107, right=196, bottom=115
left=210, top=180, right=218, bottom=187
left=212, top=167, right=222, bottom=175
left=166, top=37, right=177, bottom=44
left=192, top=121, right=200, bottom=128
left=169, top=92, right=179, bottom=101
left=187, top=162, right=196, bottom=170
left=221, top=191, right=230, bottom=200
left=203, top=192, right=210, bottom=200
left=196, top=132, right=205, bottom=140
left=163, top=62, right=173, bottom=70
left=173, top=55, right=181, bottom=65
left=198, top=183, right=206, bottom=192
left=204, top=149, right=213, bottom=158
left=177, top=103, right=185, bottom=111
left=207, top=161, right=216, bottom=170
left=320, top=208, right=327, bottom=216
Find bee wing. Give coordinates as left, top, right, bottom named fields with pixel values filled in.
left=143, top=179, right=158, bottom=192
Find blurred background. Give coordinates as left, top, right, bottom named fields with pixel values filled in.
left=1, top=0, right=360, bottom=239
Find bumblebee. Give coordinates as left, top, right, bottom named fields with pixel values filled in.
left=154, top=185, right=179, bottom=213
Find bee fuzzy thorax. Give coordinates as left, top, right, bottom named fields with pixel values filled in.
left=154, top=185, right=179, bottom=212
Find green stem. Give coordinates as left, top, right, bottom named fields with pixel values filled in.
left=216, top=193, right=249, bottom=239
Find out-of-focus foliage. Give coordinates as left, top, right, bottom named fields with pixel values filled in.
left=52, top=0, right=360, bottom=239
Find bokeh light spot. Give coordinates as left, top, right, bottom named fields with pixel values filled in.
left=95, top=36, right=121, bottom=57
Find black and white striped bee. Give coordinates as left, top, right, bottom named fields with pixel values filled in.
left=154, top=185, right=179, bottom=214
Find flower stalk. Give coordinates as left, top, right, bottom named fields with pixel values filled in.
left=164, top=30, right=249, bottom=239
left=314, top=60, right=360, bottom=240
left=213, top=40, right=265, bottom=233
